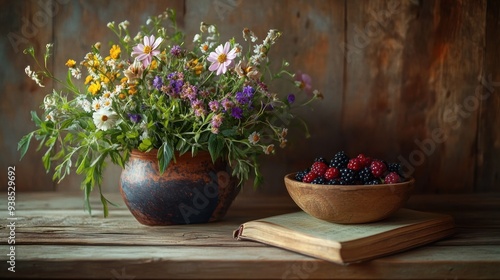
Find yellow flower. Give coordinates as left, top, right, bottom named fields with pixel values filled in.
left=99, top=74, right=110, bottom=84
left=65, top=59, right=76, bottom=68
left=150, top=60, right=158, bottom=70
left=187, top=59, right=203, bottom=75
left=127, top=85, right=137, bottom=95
left=88, top=82, right=101, bottom=95
left=84, top=75, right=92, bottom=85
left=109, top=45, right=121, bottom=59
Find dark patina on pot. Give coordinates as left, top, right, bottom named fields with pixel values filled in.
left=120, top=150, right=240, bottom=226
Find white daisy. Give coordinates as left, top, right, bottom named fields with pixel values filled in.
left=248, top=131, right=260, bottom=144
left=92, top=108, right=119, bottom=131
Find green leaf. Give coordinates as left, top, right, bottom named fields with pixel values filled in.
left=221, top=128, right=237, bottom=137
left=208, top=134, right=224, bottom=163
left=158, top=142, right=174, bottom=174
left=126, top=130, right=139, bottom=139
left=65, top=69, right=79, bottom=94
left=30, top=111, right=42, bottom=127
left=42, top=148, right=53, bottom=171
left=82, top=180, right=92, bottom=215
left=18, top=132, right=34, bottom=160
left=76, top=154, right=90, bottom=174
left=100, top=193, right=109, bottom=218
left=138, top=138, right=152, bottom=151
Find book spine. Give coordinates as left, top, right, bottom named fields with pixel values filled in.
left=233, top=225, right=244, bottom=239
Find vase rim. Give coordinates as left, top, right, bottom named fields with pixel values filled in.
left=130, top=149, right=211, bottom=161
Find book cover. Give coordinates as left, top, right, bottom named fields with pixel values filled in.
left=233, top=209, right=455, bottom=264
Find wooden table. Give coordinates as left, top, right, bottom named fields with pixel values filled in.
left=1, top=192, right=500, bottom=279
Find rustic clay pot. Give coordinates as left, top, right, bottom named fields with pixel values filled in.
left=284, top=173, right=414, bottom=224
left=120, top=150, right=240, bottom=226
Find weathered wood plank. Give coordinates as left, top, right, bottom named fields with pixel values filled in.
left=398, top=0, right=486, bottom=193
left=475, top=0, right=500, bottom=192
left=341, top=0, right=413, bottom=161
left=1, top=245, right=500, bottom=279
left=0, top=0, right=57, bottom=191
left=1, top=193, right=499, bottom=247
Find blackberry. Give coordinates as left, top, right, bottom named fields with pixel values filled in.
left=329, top=151, right=349, bottom=169
left=357, top=167, right=375, bottom=184
left=340, top=168, right=356, bottom=184
left=311, top=176, right=327, bottom=185
left=366, top=179, right=381, bottom=185
left=388, top=163, right=405, bottom=178
left=314, top=157, right=328, bottom=164
left=295, top=169, right=309, bottom=182
left=327, top=179, right=341, bottom=185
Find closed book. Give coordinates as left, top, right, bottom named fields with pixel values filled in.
left=233, top=209, right=455, bottom=264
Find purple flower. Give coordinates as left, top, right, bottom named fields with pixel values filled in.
left=221, top=98, right=234, bottom=111
left=287, top=94, right=295, bottom=104
left=231, top=107, right=243, bottom=119
left=236, top=86, right=255, bottom=106
left=181, top=84, right=198, bottom=101
left=128, top=113, right=142, bottom=123
left=211, top=114, right=223, bottom=134
left=235, top=91, right=248, bottom=105
left=242, top=86, right=255, bottom=95
left=209, top=100, right=220, bottom=112
left=166, top=72, right=184, bottom=95
left=191, top=99, right=206, bottom=117
left=153, top=76, right=163, bottom=90
left=170, top=45, right=182, bottom=57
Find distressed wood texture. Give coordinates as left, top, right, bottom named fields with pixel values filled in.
left=1, top=0, right=499, bottom=193
left=0, top=192, right=499, bottom=279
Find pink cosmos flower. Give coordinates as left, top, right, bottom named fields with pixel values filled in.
left=131, top=35, right=163, bottom=67
left=207, top=42, right=237, bottom=75
left=294, top=71, right=313, bottom=95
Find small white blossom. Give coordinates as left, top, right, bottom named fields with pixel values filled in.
left=76, top=98, right=91, bottom=113
left=70, top=67, right=81, bottom=79
left=91, top=99, right=102, bottom=111
left=248, top=132, right=260, bottom=144
left=43, top=94, right=56, bottom=110
left=45, top=111, right=56, bottom=122
left=118, top=20, right=129, bottom=30
left=193, top=34, right=201, bottom=42
left=25, top=66, right=45, bottom=87
left=100, top=97, right=113, bottom=109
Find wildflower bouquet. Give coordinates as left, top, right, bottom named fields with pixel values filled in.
left=19, top=9, right=321, bottom=216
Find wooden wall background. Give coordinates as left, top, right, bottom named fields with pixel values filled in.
left=1, top=0, right=499, bottom=196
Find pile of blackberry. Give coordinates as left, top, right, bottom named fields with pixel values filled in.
left=294, top=151, right=406, bottom=185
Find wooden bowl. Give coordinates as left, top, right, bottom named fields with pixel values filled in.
left=284, top=173, right=414, bottom=224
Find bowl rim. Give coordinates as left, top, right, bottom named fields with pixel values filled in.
left=284, top=172, right=415, bottom=190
